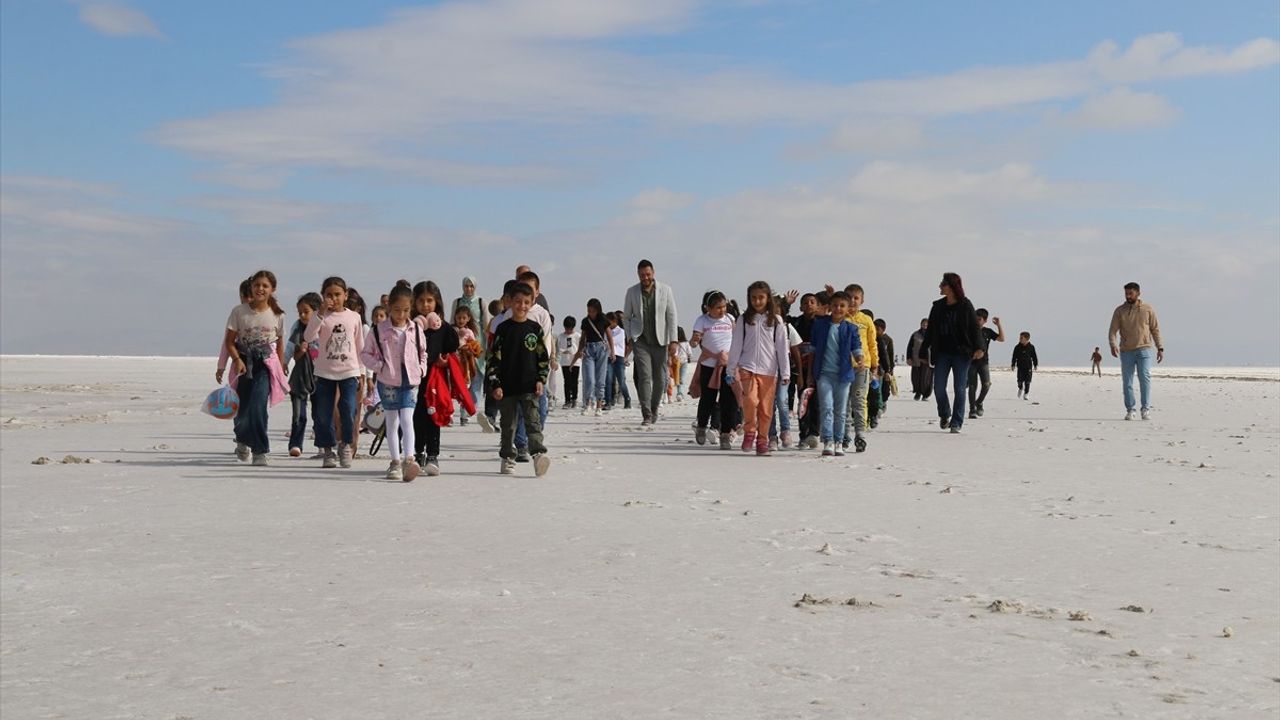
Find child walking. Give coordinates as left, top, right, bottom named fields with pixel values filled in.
left=223, top=270, right=289, bottom=465
left=487, top=282, right=552, bottom=477
left=727, top=281, right=791, bottom=456
left=304, top=276, right=366, bottom=469
left=558, top=315, right=580, bottom=409
left=690, top=291, right=738, bottom=449
left=360, top=285, right=428, bottom=481
left=574, top=298, right=613, bottom=416
left=1012, top=332, right=1039, bottom=399
left=453, top=304, right=483, bottom=425
left=809, top=291, right=862, bottom=456
left=411, top=280, right=460, bottom=476
left=285, top=292, right=322, bottom=457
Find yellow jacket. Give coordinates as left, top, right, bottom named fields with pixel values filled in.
left=844, top=313, right=879, bottom=368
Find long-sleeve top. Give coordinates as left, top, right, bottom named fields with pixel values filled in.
left=906, top=329, right=929, bottom=365
left=809, top=316, right=862, bottom=383
left=924, top=297, right=981, bottom=357
left=727, top=314, right=791, bottom=378
left=487, top=318, right=550, bottom=395
left=304, top=308, right=366, bottom=380
left=1011, top=343, right=1039, bottom=370
left=360, top=320, right=428, bottom=387
left=878, top=334, right=895, bottom=374
left=846, top=312, right=879, bottom=368
left=1108, top=300, right=1162, bottom=353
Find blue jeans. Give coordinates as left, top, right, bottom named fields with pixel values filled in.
left=581, top=341, right=609, bottom=405
left=233, top=358, right=272, bottom=455
left=933, top=353, right=972, bottom=428
left=312, top=376, right=359, bottom=448
left=817, top=373, right=851, bottom=444
left=515, top=391, right=549, bottom=450
left=606, top=357, right=631, bottom=406
left=768, top=375, right=791, bottom=438
left=288, top=393, right=309, bottom=450
left=1120, top=347, right=1154, bottom=411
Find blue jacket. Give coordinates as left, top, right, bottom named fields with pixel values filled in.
left=809, top=316, right=863, bottom=383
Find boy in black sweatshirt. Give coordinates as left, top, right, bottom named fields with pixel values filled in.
left=487, top=282, right=552, bottom=476
left=1011, top=331, right=1039, bottom=399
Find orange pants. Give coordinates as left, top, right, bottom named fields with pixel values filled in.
left=737, top=371, right=777, bottom=438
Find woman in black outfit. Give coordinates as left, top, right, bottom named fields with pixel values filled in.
left=924, top=273, right=983, bottom=432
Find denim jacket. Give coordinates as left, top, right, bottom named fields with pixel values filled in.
left=809, top=316, right=863, bottom=384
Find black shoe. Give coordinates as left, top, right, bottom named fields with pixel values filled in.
left=854, top=436, right=867, bottom=453
left=975, top=404, right=985, bottom=417
left=515, top=449, right=531, bottom=463
left=940, top=418, right=949, bottom=429
left=414, top=452, right=427, bottom=466
left=623, top=401, right=632, bottom=410
left=968, top=410, right=977, bottom=419
left=868, top=417, right=878, bottom=429
left=913, top=393, right=921, bottom=401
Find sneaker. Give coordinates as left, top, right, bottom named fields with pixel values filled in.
left=950, top=425, right=962, bottom=434
left=719, top=432, right=732, bottom=450
left=385, top=460, right=403, bottom=481
left=1124, top=410, right=1136, bottom=421
left=582, top=405, right=590, bottom=416
left=500, top=458, right=516, bottom=475
left=424, top=456, right=440, bottom=476
left=768, top=437, right=780, bottom=452
left=1016, top=390, right=1022, bottom=398
left=623, top=401, right=632, bottom=410
left=516, top=449, right=531, bottom=463
left=821, top=442, right=834, bottom=457
left=968, top=410, right=977, bottom=420
left=338, top=443, right=353, bottom=468
left=460, top=416, right=469, bottom=427
left=841, top=439, right=851, bottom=451
left=868, top=417, right=878, bottom=429
left=854, top=435, right=867, bottom=453
left=695, top=427, right=707, bottom=445
left=975, top=404, right=985, bottom=417
left=805, top=435, right=820, bottom=449
left=756, top=438, right=771, bottom=456
left=289, top=446, right=302, bottom=458
left=533, top=453, right=551, bottom=477
left=251, top=453, right=269, bottom=466
left=402, top=459, right=420, bottom=482
left=834, top=443, right=846, bottom=456
left=1022, top=393, right=1029, bottom=401
left=1140, top=408, right=1151, bottom=421
left=741, top=431, right=757, bottom=453
left=939, top=418, right=950, bottom=430
left=913, top=392, right=921, bottom=401
left=236, top=443, right=251, bottom=462
left=322, top=447, right=338, bottom=468
left=781, top=431, right=794, bottom=449
left=476, top=414, right=495, bottom=433
left=594, top=406, right=602, bottom=417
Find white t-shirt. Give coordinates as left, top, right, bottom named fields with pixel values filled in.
left=692, top=313, right=734, bottom=367
left=786, top=323, right=802, bottom=349
left=226, top=304, right=285, bottom=349
left=609, top=326, right=626, bottom=357
left=558, top=330, right=580, bottom=366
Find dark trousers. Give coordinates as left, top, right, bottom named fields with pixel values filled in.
left=312, top=376, right=358, bottom=448
left=413, top=384, right=441, bottom=457
left=1017, top=367, right=1033, bottom=394
left=288, top=392, right=309, bottom=450
left=483, top=376, right=498, bottom=421
left=234, top=358, right=272, bottom=455
left=911, top=363, right=933, bottom=398
left=500, top=393, right=545, bottom=459
left=968, top=361, right=991, bottom=407
left=562, top=365, right=580, bottom=405
left=696, top=365, right=740, bottom=432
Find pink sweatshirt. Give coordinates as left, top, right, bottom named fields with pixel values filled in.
left=727, top=314, right=791, bottom=378
left=360, top=320, right=428, bottom=388
left=304, top=309, right=366, bottom=381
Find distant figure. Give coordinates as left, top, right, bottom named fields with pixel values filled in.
left=1011, top=332, right=1039, bottom=399
left=906, top=318, right=932, bottom=401
left=1090, top=347, right=1103, bottom=376
left=1107, top=282, right=1164, bottom=421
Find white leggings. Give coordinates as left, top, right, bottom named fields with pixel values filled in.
left=384, top=407, right=416, bottom=461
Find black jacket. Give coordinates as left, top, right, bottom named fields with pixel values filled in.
left=924, top=297, right=981, bottom=357
left=487, top=318, right=550, bottom=395
left=1011, top=343, right=1039, bottom=370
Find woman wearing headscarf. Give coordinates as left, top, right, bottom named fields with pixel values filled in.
left=452, top=277, right=489, bottom=417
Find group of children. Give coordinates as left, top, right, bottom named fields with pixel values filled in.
left=218, top=269, right=1040, bottom=477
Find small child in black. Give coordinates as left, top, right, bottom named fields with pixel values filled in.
left=487, top=283, right=552, bottom=476
left=1011, top=332, right=1039, bottom=399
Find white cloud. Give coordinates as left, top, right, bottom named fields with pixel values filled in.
left=151, top=0, right=1279, bottom=185
left=829, top=119, right=925, bottom=154
left=75, top=1, right=165, bottom=39
left=1069, top=87, right=1178, bottom=130
left=621, top=188, right=695, bottom=226
left=193, top=196, right=365, bottom=227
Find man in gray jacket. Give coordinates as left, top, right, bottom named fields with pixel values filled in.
left=623, top=259, right=679, bottom=425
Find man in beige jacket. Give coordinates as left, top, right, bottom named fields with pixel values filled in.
left=1108, top=282, right=1164, bottom=420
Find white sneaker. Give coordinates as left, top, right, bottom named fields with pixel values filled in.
left=594, top=406, right=602, bottom=417
left=1140, top=408, right=1150, bottom=420
left=338, top=443, right=353, bottom=468
left=235, top=443, right=251, bottom=462
left=500, top=458, right=516, bottom=475
left=251, top=453, right=269, bottom=466
left=533, top=453, right=551, bottom=477
left=476, top=414, right=495, bottom=433
left=834, top=444, right=846, bottom=457
left=322, top=447, right=338, bottom=468
left=401, top=459, right=420, bottom=481
left=821, top=442, right=834, bottom=457
left=1124, top=410, right=1136, bottom=421
left=424, top=457, right=440, bottom=476
left=385, top=460, right=403, bottom=481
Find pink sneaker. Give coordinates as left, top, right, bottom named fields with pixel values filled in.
left=756, top=436, right=771, bottom=456
left=741, top=431, right=756, bottom=453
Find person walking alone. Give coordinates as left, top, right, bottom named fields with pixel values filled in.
left=1108, top=282, right=1164, bottom=420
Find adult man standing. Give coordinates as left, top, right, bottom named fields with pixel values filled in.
left=1108, top=282, right=1164, bottom=420
left=906, top=318, right=931, bottom=400
left=623, top=259, right=679, bottom=425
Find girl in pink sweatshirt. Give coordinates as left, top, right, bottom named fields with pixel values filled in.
left=727, top=281, right=791, bottom=456
left=304, top=276, right=366, bottom=469
left=360, top=285, right=427, bottom=481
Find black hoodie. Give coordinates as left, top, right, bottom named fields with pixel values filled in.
left=924, top=296, right=981, bottom=357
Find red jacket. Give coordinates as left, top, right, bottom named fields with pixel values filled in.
left=424, top=355, right=477, bottom=427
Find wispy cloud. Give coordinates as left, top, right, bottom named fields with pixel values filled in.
left=74, top=1, right=166, bottom=39
left=152, top=0, right=1278, bottom=186
left=1068, top=87, right=1178, bottom=130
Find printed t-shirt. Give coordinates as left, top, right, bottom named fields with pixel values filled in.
left=692, top=313, right=733, bottom=367
left=227, top=305, right=285, bottom=349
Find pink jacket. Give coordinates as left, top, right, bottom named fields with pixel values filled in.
left=360, top=320, right=428, bottom=388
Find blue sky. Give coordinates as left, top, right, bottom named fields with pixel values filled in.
left=2, top=0, right=1278, bottom=364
